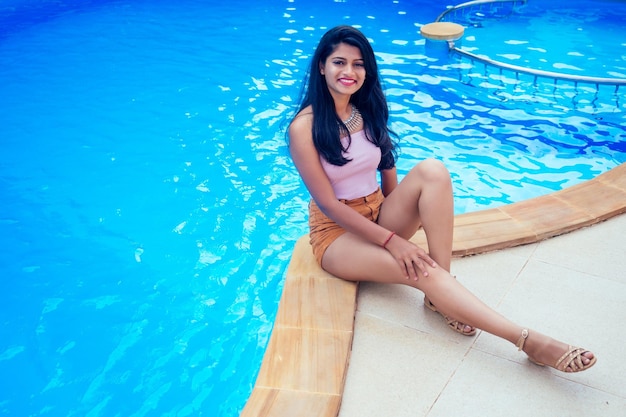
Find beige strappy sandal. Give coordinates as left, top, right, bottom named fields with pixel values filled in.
left=424, top=297, right=477, bottom=336
left=516, top=329, right=597, bottom=373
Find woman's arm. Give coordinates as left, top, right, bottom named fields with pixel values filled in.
left=288, top=112, right=393, bottom=247
left=380, top=167, right=398, bottom=197
left=289, top=113, right=437, bottom=279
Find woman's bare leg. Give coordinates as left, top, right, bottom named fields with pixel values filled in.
left=322, top=236, right=595, bottom=371
left=378, top=158, right=454, bottom=270
left=377, top=159, right=473, bottom=333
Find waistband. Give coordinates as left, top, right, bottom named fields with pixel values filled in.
left=338, top=187, right=382, bottom=204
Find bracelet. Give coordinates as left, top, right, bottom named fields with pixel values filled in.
left=382, top=231, right=396, bottom=249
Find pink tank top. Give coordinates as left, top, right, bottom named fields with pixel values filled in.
left=320, top=130, right=381, bottom=200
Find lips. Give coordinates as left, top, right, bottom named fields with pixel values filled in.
left=339, top=78, right=357, bottom=86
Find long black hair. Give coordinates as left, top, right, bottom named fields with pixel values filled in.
left=292, top=25, right=397, bottom=169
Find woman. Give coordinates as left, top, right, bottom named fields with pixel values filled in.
left=288, top=25, right=596, bottom=373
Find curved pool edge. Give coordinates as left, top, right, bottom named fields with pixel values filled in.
left=240, top=162, right=626, bottom=417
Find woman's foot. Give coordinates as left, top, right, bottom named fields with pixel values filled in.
left=516, top=329, right=597, bottom=373
left=424, top=297, right=477, bottom=336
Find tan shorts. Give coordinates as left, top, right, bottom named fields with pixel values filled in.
left=308, top=188, right=384, bottom=266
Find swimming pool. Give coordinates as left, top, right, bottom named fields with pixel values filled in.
left=0, top=0, right=624, bottom=416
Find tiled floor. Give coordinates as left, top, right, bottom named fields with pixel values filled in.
left=339, top=212, right=626, bottom=417
left=240, top=163, right=626, bottom=417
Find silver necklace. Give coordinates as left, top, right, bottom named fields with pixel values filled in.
left=340, top=104, right=362, bottom=133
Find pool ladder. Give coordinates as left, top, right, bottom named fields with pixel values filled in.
left=435, top=0, right=626, bottom=92
left=437, top=0, right=529, bottom=25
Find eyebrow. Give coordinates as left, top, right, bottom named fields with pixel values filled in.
left=331, top=56, right=364, bottom=61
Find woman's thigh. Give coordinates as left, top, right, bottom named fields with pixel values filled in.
left=321, top=231, right=408, bottom=283
left=377, top=158, right=452, bottom=239
left=377, top=171, right=423, bottom=239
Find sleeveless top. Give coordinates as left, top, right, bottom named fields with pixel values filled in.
left=320, top=129, right=381, bottom=200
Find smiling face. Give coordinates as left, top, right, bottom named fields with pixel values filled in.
left=320, top=42, right=366, bottom=101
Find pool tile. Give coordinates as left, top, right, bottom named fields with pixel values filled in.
left=410, top=208, right=539, bottom=256
left=410, top=209, right=537, bottom=257
left=338, top=313, right=471, bottom=417
left=500, top=194, right=595, bottom=240
left=241, top=388, right=341, bottom=417
left=275, top=273, right=357, bottom=331
left=276, top=236, right=358, bottom=332
left=474, top=255, right=626, bottom=397
left=532, top=214, right=626, bottom=285
left=597, top=162, right=626, bottom=190
left=254, top=327, right=352, bottom=395
left=355, top=280, right=483, bottom=342
left=282, top=236, right=322, bottom=275
left=451, top=209, right=537, bottom=255
left=554, top=178, right=626, bottom=221
left=451, top=247, right=531, bottom=306
left=425, top=349, right=626, bottom=417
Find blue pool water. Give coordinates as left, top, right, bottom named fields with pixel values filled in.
left=0, top=0, right=624, bottom=416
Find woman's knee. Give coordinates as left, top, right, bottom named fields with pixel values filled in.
left=411, top=158, right=451, bottom=184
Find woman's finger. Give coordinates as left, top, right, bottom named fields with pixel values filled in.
left=411, top=259, right=428, bottom=279
left=418, top=251, right=437, bottom=268
left=403, top=258, right=419, bottom=281
left=396, top=258, right=410, bottom=280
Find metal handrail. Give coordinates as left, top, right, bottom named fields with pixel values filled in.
left=433, top=0, right=626, bottom=88
left=452, top=47, right=626, bottom=87
left=436, top=0, right=527, bottom=22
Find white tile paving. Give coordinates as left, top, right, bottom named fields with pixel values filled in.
left=339, top=214, right=626, bottom=417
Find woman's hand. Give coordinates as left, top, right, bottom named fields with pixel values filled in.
left=384, top=234, right=437, bottom=280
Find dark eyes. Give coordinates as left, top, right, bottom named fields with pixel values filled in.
left=332, top=60, right=365, bottom=67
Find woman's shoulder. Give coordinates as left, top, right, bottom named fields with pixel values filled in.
left=289, top=105, right=314, bottom=139
left=290, top=105, right=313, bottom=129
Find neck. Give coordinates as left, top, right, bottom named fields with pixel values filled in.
left=335, top=99, right=353, bottom=121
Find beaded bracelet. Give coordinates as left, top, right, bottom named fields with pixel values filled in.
left=382, top=231, right=396, bottom=249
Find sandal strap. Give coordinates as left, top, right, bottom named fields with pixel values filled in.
left=445, top=318, right=476, bottom=336
left=424, top=297, right=476, bottom=336
left=445, top=317, right=463, bottom=330
left=516, top=328, right=529, bottom=351
left=555, top=346, right=592, bottom=372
